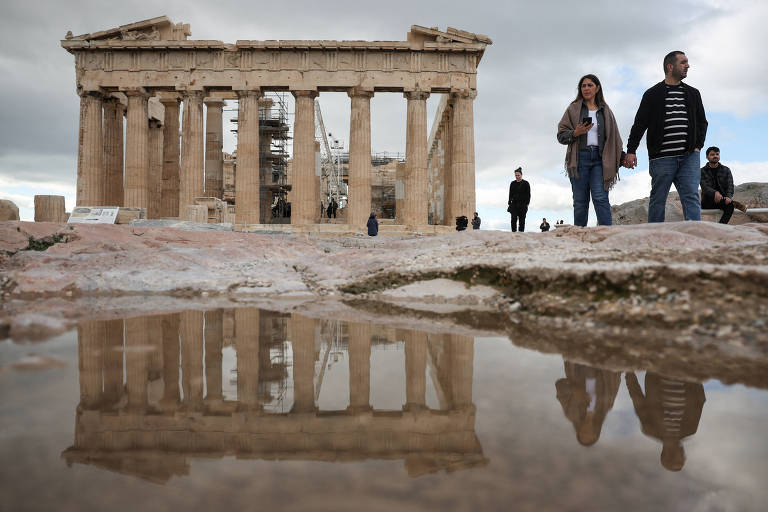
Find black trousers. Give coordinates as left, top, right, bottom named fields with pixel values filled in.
left=509, top=205, right=527, bottom=232
left=702, top=196, right=734, bottom=224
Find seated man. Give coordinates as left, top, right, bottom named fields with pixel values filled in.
left=700, top=147, right=746, bottom=224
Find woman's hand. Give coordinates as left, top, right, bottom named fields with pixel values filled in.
left=572, top=121, right=593, bottom=138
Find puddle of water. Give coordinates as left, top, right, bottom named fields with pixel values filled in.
left=1, top=307, right=767, bottom=511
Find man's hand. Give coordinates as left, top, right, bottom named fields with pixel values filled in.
left=714, top=191, right=723, bottom=203
left=724, top=197, right=732, bottom=205
left=624, top=153, right=637, bottom=169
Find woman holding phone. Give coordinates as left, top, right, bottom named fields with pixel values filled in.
left=557, top=74, right=626, bottom=226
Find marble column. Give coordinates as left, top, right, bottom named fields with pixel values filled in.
left=102, top=319, right=124, bottom=406
left=124, top=88, right=150, bottom=209
left=160, top=313, right=181, bottom=407
left=235, top=307, right=260, bottom=410
left=290, top=313, right=316, bottom=413
left=148, top=119, right=164, bottom=219
left=204, top=98, right=224, bottom=199
left=77, top=320, right=105, bottom=409
left=291, top=91, right=318, bottom=224
left=347, top=89, right=373, bottom=227
left=160, top=98, right=181, bottom=218
left=450, top=90, right=477, bottom=221
left=180, top=310, right=204, bottom=410
left=102, top=97, right=124, bottom=207
left=441, top=105, right=455, bottom=224
left=204, top=309, right=224, bottom=402
left=179, top=90, right=205, bottom=216
left=404, top=90, right=430, bottom=226
left=125, top=317, right=150, bottom=411
left=449, top=334, right=474, bottom=409
left=235, top=90, right=261, bottom=224
left=76, top=90, right=104, bottom=206
left=348, top=322, right=371, bottom=411
left=404, top=330, right=427, bottom=410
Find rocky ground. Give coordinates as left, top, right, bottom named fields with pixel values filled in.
left=2, top=220, right=767, bottom=388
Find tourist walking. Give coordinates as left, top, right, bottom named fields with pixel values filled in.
left=507, top=167, right=530, bottom=232
left=471, top=212, right=481, bottom=230
left=540, top=218, right=550, bottom=232
left=367, top=212, right=378, bottom=236
left=625, top=51, right=708, bottom=222
left=700, top=147, right=746, bottom=224
left=557, top=74, right=626, bottom=227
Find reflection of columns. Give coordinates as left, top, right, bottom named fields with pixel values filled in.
left=161, top=313, right=181, bottom=406
left=235, top=308, right=260, bottom=410
left=180, top=310, right=204, bottom=410
left=124, top=88, right=150, bottom=209
left=160, top=98, right=181, bottom=218
left=76, top=90, right=104, bottom=206
left=347, top=89, right=373, bottom=226
left=449, top=90, right=477, bottom=220
left=404, top=330, right=427, bottom=410
left=290, top=314, right=316, bottom=412
left=449, top=334, right=474, bottom=409
left=204, top=98, right=224, bottom=199
left=204, top=310, right=224, bottom=401
left=179, top=90, right=205, bottom=216
left=291, top=91, right=318, bottom=224
left=348, top=322, right=371, bottom=411
left=404, top=90, right=430, bottom=225
left=102, top=319, right=124, bottom=405
left=102, top=97, right=124, bottom=207
left=77, top=320, right=104, bottom=409
left=148, top=119, right=164, bottom=219
left=235, top=90, right=262, bottom=224
left=125, top=317, right=149, bottom=410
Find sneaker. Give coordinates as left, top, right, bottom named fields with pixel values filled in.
left=732, top=200, right=747, bottom=213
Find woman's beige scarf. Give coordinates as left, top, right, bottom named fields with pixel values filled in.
left=558, top=99, right=623, bottom=190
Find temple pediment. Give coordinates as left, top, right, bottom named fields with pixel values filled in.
left=65, top=16, right=190, bottom=42
left=409, top=25, right=493, bottom=45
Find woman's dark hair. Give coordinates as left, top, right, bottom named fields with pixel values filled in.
left=576, top=74, right=606, bottom=106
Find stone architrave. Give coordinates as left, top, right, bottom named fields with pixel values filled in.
left=76, top=90, right=104, bottom=206
left=148, top=119, right=164, bottom=218
left=204, top=98, right=224, bottom=199
left=347, top=89, right=373, bottom=227
left=34, top=195, right=66, bottom=222
left=291, top=91, right=318, bottom=224
left=179, top=90, right=205, bottom=216
left=160, top=97, right=181, bottom=218
left=102, top=97, right=124, bottom=207
left=403, top=90, right=429, bottom=226
left=123, top=88, right=150, bottom=209
left=450, top=90, right=477, bottom=221
left=235, top=90, right=261, bottom=224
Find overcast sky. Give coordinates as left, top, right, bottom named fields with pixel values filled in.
left=1, top=0, right=766, bottom=227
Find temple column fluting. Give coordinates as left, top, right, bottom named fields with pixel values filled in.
left=102, top=319, right=124, bottom=406
left=179, top=89, right=205, bottom=216
left=148, top=118, right=164, bottom=218
left=77, top=320, right=104, bottom=409
left=159, top=97, right=181, bottom=218
left=290, top=314, right=316, bottom=413
left=124, top=317, right=150, bottom=411
left=347, top=89, right=373, bottom=226
left=123, top=88, right=150, bottom=209
left=450, top=90, right=477, bottom=221
left=403, top=90, right=430, bottom=226
left=160, top=313, right=181, bottom=408
left=180, top=310, right=204, bottom=410
left=102, top=97, right=124, bottom=207
left=348, top=322, right=372, bottom=411
left=235, top=90, right=261, bottom=224
left=449, top=334, right=474, bottom=409
left=291, top=91, right=318, bottom=224
left=76, top=90, right=104, bottom=206
left=204, top=98, right=224, bottom=199
left=204, top=309, right=224, bottom=402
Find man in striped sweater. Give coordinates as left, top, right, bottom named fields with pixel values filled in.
left=625, top=51, right=708, bottom=223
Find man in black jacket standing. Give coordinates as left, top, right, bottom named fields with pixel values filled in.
left=508, top=167, right=531, bottom=232
left=700, top=146, right=746, bottom=224
left=625, top=51, right=708, bottom=223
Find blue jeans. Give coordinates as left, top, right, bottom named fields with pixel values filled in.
left=648, top=152, right=701, bottom=222
left=570, top=147, right=612, bottom=227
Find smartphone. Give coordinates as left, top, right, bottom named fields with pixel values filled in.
left=582, top=116, right=592, bottom=125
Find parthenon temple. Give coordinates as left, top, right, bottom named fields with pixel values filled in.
left=63, top=310, right=485, bottom=481
left=61, top=16, right=491, bottom=229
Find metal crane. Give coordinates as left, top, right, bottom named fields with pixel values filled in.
left=313, top=99, right=344, bottom=204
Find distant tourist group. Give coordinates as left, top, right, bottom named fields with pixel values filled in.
left=506, top=50, right=744, bottom=231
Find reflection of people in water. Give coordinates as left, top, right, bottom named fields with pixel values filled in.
left=555, top=362, right=621, bottom=446
left=625, top=372, right=706, bottom=471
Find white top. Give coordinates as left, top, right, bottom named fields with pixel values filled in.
left=587, top=109, right=599, bottom=147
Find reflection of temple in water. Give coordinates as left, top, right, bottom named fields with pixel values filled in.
left=62, top=309, right=486, bottom=482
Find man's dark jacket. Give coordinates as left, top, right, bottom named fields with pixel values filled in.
left=700, top=163, right=734, bottom=203
left=508, top=179, right=531, bottom=209
left=627, top=81, right=707, bottom=159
